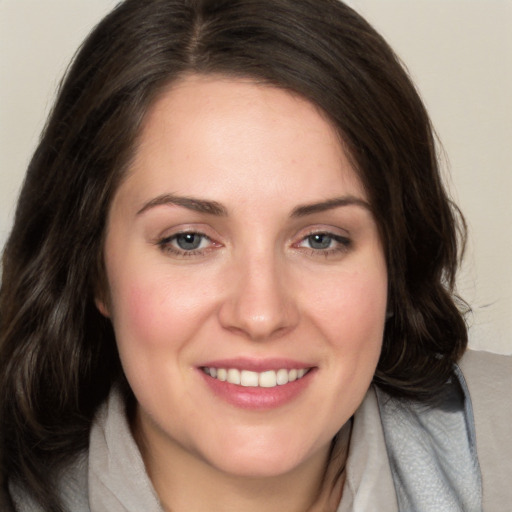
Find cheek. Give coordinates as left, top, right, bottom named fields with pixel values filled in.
left=107, top=264, right=221, bottom=356
left=307, top=266, right=387, bottom=419
left=111, top=280, right=185, bottom=348
left=107, top=274, right=203, bottom=399
left=121, top=283, right=165, bottom=343
left=309, top=267, right=387, bottom=344
left=306, top=266, right=386, bottom=404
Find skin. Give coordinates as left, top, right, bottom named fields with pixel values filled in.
left=98, top=75, right=388, bottom=512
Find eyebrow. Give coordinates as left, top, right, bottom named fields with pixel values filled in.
left=137, top=194, right=227, bottom=216
left=290, top=196, right=371, bottom=217
left=137, top=193, right=370, bottom=217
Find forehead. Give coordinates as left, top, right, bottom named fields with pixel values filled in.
left=117, top=74, right=366, bottom=210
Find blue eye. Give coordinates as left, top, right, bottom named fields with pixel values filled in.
left=174, top=233, right=204, bottom=251
left=158, top=232, right=213, bottom=256
left=296, top=232, right=351, bottom=255
left=307, top=233, right=334, bottom=250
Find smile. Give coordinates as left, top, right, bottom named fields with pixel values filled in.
left=201, top=367, right=311, bottom=388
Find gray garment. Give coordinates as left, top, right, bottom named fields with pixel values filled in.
left=458, top=350, right=512, bottom=511
left=339, top=357, right=483, bottom=512
left=337, top=387, right=398, bottom=511
left=8, top=350, right=512, bottom=511
left=375, top=368, right=482, bottom=511
left=87, top=388, right=162, bottom=512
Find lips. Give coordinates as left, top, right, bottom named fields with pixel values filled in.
left=198, top=359, right=315, bottom=409
left=202, top=367, right=310, bottom=388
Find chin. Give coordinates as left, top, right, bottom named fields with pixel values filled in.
left=195, top=426, right=329, bottom=479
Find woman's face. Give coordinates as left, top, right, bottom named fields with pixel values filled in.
left=99, top=75, right=388, bottom=479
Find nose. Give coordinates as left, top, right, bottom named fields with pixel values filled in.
left=218, top=251, right=299, bottom=341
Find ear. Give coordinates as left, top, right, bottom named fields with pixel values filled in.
left=94, top=277, right=111, bottom=318
left=95, top=296, right=111, bottom=318
left=92, top=259, right=111, bottom=318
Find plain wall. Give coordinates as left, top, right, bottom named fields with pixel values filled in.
left=1, top=0, right=511, bottom=354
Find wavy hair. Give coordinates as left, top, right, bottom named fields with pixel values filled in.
left=0, top=0, right=467, bottom=509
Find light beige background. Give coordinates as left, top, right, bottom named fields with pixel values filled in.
left=1, top=1, right=511, bottom=354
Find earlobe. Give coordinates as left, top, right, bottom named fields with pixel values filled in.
left=93, top=262, right=111, bottom=318
left=95, top=296, right=111, bottom=318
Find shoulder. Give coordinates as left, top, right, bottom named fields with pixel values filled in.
left=458, top=349, right=512, bottom=509
left=458, top=349, right=512, bottom=430
left=458, top=348, right=512, bottom=387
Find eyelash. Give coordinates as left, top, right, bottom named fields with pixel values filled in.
left=156, top=230, right=351, bottom=258
left=296, top=232, right=352, bottom=257
left=157, top=232, right=217, bottom=257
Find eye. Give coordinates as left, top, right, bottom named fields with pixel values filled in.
left=157, top=231, right=218, bottom=256
left=305, top=233, right=335, bottom=250
left=295, top=231, right=351, bottom=256
left=173, top=233, right=207, bottom=251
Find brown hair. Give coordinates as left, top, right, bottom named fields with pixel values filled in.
left=0, top=0, right=467, bottom=509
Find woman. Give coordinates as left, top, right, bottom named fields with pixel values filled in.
left=1, top=0, right=510, bottom=511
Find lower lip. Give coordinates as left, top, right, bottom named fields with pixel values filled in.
left=199, top=369, right=315, bottom=410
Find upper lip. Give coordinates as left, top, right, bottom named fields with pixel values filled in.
left=198, top=357, right=315, bottom=372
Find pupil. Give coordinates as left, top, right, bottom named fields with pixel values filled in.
left=309, top=234, right=331, bottom=249
left=177, top=233, right=201, bottom=250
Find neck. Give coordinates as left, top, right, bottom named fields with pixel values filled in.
left=134, top=414, right=351, bottom=512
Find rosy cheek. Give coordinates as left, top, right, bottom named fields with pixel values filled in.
left=115, top=273, right=213, bottom=349
left=129, top=285, right=158, bottom=334
left=313, top=272, right=386, bottom=344
left=109, top=276, right=166, bottom=351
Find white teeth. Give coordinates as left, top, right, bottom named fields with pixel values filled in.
left=227, top=368, right=241, bottom=385
left=259, top=370, right=277, bottom=388
left=276, top=368, right=289, bottom=385
left=203, top=366, right=310, bottom=388
left=241, top=370, right=259, bottom=387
